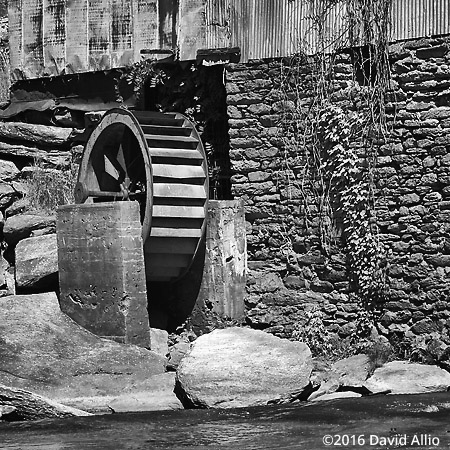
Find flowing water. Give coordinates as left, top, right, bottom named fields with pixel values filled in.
left=1, top=392, right=450, bottom=449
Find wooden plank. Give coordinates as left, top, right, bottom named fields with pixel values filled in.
left=133, top=0, right=159, bottom=61
left=9, top=0, right=23, bottom=80
left=178, top=0, right=207, bottom=61
left=153, top=183, right=206, bottom=199
left=140, top=124, right=192, bottom=137
left=150, top=227, right=202, bottom=238
left=145, top=134, right=198, bottom=149
left=159, top=0, right=177, bottom=50
left=152, top=205, right=205, bottom=218
left=66, top=0, right=88, bottom=72
left=151, top=216, right=204, bottom=229
left=148, top=148, right=204, bottom=160
left=22, top=0, right=44, bottom=78
left=145, top=253, right=191, bottom=268
left=145, top=265, right=181, bottom=279
left=43, top=0, right=66, bottom=76
left=110, top=0, right=133, bottom=67
left=134, top=111, right=184, bottom=127
left=144, top=237, right=198, bottom=254
left=88, top=0, right=111, bottom=71
left=152, top=164, right=205, bottom=179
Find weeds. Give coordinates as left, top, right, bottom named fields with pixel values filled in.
left=25, top=162, right=76, bottom=214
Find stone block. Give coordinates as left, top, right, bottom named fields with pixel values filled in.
left=56, top=201, right=150, bottom=348
left=15, top=234, right=58, bottom=290
left=150, top=328, right=169, bottom=358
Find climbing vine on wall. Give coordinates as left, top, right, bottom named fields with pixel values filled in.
left=279, top=0, right=392, bottom=310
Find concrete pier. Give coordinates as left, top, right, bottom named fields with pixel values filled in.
left=56, top=201, right=151, bottom=348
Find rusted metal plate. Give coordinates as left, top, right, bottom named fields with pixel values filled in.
left=111, top=0, right=133, bottom=67
left=205, top=0, right=231, bottom=49
left=133, top=0, right=159, bottom=61
left=7, top=0, right=450, bottom=80
left=8, top=0, right=23, bottom=81
left=159, top=0, right=177, bottom=50
left=228, top=0, right=348, bottom=60
left=178, top=0, right=207, bottom=61
left=88, top=0, right=111, bottom=71
left=66, top=0, right=89, bottom=74
left=22, top=0, right=44, bottom=78
left=43, top=0, right=66, bottom=76
left=391, top=0, right=450, bottom=41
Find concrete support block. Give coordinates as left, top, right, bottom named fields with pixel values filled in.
left=201, top=199, right=247, bottom=319
left=56, top=201, right=150, bottom=348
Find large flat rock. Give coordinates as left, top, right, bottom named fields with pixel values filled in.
left=364, top=361, right=450, bottom=394
left=0, top=292, right=182, bottom=413
left=176, top=327, right=312, bottom=408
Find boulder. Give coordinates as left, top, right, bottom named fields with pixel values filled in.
left=149, top=328, right=169, bottom=357
left=0, top=384, right=91, bottom=421
left=364, top=361, right=450, bottom=394
left=3, top=214, right=55, bottom=247
left=15, top=234, right=58, bottom=290
left=176, top=327, right=313, bottom=408
left=0, top=183, right=18, bottom=209
left=167, top=341, right=192, bottom=371
left=309, top=354, right=371, bottom=400
left=0, top=160, right=19, bottom=181
left=331, top=354, right=371, bottom=387
left=0, top=292, right=182, bottom=413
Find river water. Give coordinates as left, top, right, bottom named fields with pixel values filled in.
left=1, top=392, right=449, bottom=449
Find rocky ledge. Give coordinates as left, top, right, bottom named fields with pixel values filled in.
left=0, top=292, right=182, bottom=420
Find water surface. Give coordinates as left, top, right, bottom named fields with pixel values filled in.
left=1, top=392, right=449, bottom=449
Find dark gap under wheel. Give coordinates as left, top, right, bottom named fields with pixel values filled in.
left=75, top=108, right=209, bottom=283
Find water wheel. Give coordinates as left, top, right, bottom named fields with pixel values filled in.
left=75, top=108, right=208, bottom=282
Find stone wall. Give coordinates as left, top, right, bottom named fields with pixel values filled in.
left=225, top=36, right=450, bottom=354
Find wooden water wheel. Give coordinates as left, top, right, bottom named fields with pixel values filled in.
left=75, top=108, right=208, bottom=282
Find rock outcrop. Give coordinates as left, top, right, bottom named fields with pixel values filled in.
left=0, top=292, right=182, bottom=413
left=0, top=384, right=91, bottom=421
left=176, top=327, right=312, bottom=408
left=364, top=361, right=450, bottom=395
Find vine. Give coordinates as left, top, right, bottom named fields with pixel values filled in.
left=279, top=0, right=392, bottom=311
left=122, top=58, right=168, bottom=103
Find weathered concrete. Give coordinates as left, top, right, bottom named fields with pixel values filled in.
left=57, top=201, right=150, bottom=348
left=176, top=327, right=312, bottom=408
left=0, top=292, right=181, bottom=413
left=200, top=200, right=246, bottom=319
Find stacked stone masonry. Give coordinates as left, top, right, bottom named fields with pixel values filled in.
left=226, top=37, right=450, bottom=349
